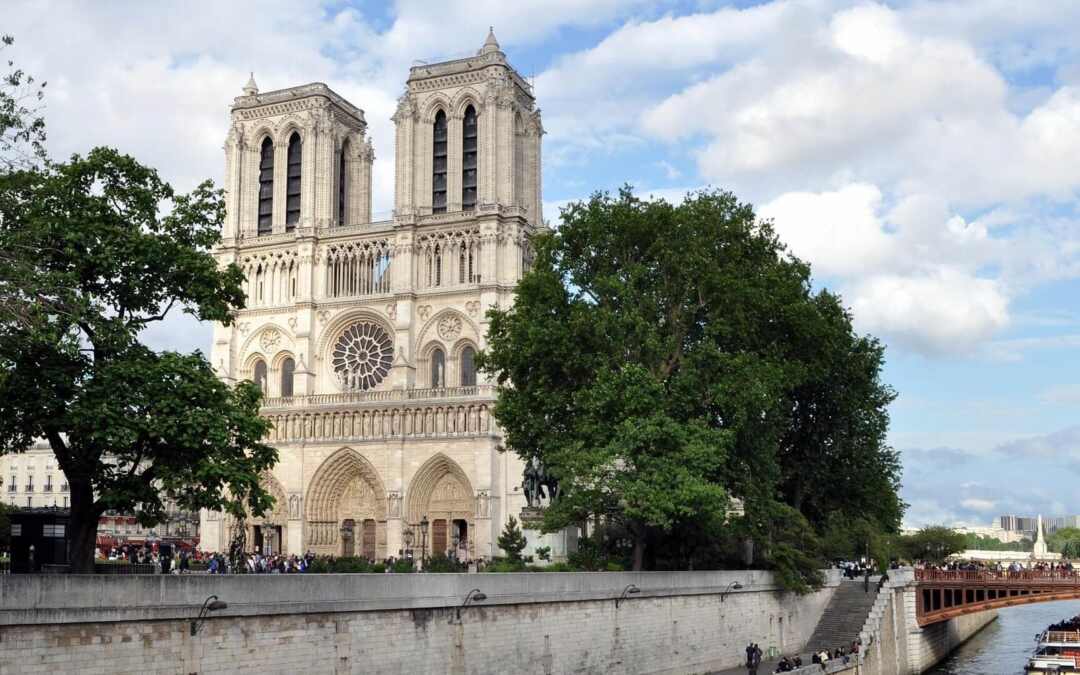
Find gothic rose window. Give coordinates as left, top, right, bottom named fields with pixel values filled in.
left=331, top=321, right=393, bottom=390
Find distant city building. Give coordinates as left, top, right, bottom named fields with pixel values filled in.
left=0, top=442, right=199, bottom=549
left=994, top=513, right=1079, bottom=538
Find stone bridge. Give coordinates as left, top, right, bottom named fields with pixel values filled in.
left=915, top=568, right=1080, bottom=626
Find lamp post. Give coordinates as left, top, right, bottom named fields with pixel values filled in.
left=419, top=516, right=429, bottom=570
left=720, top=581, right=744, bottom=603
left=455, top=588, right=487, bottom=621
left=402, top=527, right=415, bottom=560
left=615, top=584, right=640, bottom=609
left=190, top=595, right=228, bottom=636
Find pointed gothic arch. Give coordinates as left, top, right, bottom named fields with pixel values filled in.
left=406, top=453, right=475, bottom=557
left=304, top=447, right=388, bottom=558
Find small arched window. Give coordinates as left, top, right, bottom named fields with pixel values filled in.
left=285, top=132, right=302, bottom=229
left=281, top=357, right=295, bottom=398
left=462, top=105, right=478, bottom=210
left=338, top=140, right=348, bottom=227
left=258, top=138, right=274, bottom=235
left=432, top=110, right=447, bottom=213
left=253, top=360, right=268, bottom=394
left=430, top=348, right=445, bottom=388
left=460, top=347, right=476, bottom=387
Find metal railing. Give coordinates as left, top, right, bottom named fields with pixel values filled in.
left=916, top=569, right=1080, bottom=584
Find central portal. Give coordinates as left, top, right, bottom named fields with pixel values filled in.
left=304, top=448, right=389, bottom=559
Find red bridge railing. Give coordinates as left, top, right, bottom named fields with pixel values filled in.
left=914, top=568, right=1080, bottom=626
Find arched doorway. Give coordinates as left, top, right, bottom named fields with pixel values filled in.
left=305, top=448, right=387, bottom=559
left=406, top=454, right=475, bottom=559
left=249, top=473, right=288, bottom=555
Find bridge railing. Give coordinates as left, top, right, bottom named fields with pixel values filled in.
left=915, top=568, right=1080, bottom=584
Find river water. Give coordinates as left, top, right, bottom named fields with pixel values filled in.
left=926, top=599, right=1080, bottom=674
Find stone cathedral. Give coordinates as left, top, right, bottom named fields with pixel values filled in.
left=199, top=30, right=543, bottom=561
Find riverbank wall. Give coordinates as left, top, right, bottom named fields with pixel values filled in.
left=0, top=570, right=841, bottom=675
left=850, top=568, right=997, bottom=675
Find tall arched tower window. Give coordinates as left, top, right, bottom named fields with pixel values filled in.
left=462, top=105, right=478, bottom=211
left=253, top=359, right=268, bottom=394
left=258, top=138, right=274, bottom=235
left=285, top=132, right=302, bottom=229
left=460, top=347, right=476, bottom=387
left=432, top=110, right=448, bottom=213
left=430, top=348, right=445, bottom=388
left=338, top=140, right=348, bottom=227
left=280, top=357, right=295, bottom=398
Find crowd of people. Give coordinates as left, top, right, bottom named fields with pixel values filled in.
left=744, top=637, right=862, bottom=673
left=915, top=558, right=1077, bottom=575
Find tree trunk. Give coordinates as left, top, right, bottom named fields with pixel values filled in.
left=632, top=535, right=646, bottom=571
left=67, top=479, right=99, bottom=573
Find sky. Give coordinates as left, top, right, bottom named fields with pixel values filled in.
left=5, top=0, right=1079, bottom=529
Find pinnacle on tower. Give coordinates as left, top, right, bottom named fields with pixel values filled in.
left=479, top=26, right=500, bottom=55
left=243, top=72, right=259, bottom=97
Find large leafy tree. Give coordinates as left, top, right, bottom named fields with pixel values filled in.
left=0, top=34, right=46, bottom=171
left=480, top=188, right=901, bottom=584
left=0, top=147, right=276, bottom=571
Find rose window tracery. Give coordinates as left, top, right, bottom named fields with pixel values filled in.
left=331, top=321, right=393, bottom=390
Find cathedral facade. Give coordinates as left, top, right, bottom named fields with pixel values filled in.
left=198, top=30, right=543, bottom=561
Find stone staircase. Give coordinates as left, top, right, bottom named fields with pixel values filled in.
left=804, top=578, right=881, bottom=655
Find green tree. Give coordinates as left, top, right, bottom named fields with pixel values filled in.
left=0, top=147, right=276, bottom=572
left=479, top=188, right=901, bottom=585
left=497, top=516, right=527, bottom=562
left=898, top=526, right=967, bottom=564
left=0, top=35, right=47, bottom=170
left=1049, top=527, right=1080, bottom=558
left=0, top=502, right=11, bottom=551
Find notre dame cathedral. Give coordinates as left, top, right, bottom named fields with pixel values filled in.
left=199, top=29, right=543, bottom=561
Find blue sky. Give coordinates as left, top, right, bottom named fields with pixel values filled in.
left=6, top=0, right=1079, bottom=527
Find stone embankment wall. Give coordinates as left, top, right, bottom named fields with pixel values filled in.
left=850, top=569, right=997, bottom=675
left=0, top=570, right=840, bottom=675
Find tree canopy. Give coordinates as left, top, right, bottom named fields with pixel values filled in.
left=897, top=526, right=968, bottom=564
left=0, top=35, right=46, bottom=170
left=0, top=146, right=275, bottom=571
left=1049, top=527, right=1080, bottom=558
left=479, top=187, right=902, bottom=587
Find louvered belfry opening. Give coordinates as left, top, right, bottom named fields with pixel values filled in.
left=338, top=141, right=348, bottom=226
left=432, top=110, right=448, bottom=213
left=285, top=133, right=302, bottom=229
left=462, top=105, right=478, bottom=210
left=258, top=137, right=274, bottom=235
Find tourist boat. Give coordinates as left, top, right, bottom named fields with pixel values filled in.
left=1027, top=622, right=1080, bottom=674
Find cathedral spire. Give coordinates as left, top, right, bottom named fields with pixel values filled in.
left=243, top=72, right=259, bottom=97
left=479, top=26, right=500, bottom=55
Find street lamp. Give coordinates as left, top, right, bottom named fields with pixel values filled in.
left=402, top=527, right=415, bottom=559
left=190, top=595, right=228, bottom=636
left=720, top=581, right=744, bottom=603
left=456, top=588, right=487, bottom=621
left=616, top=584, right=640, bottom=609
left=419, top=516, right=429, bottom=568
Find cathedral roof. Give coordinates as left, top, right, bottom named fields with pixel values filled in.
left=243, top=72, right=259, bottom=97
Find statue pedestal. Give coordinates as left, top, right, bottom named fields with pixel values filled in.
left=519, top=507, right=579, bottom=564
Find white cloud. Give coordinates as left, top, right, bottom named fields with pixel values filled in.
left=760, top=183, right=891, bottom=277
left=1039, top=385, right=1080, bottom=406
left=849, top=269, right=1009, bottom=354
left=960, top=498, right=996, bottom=513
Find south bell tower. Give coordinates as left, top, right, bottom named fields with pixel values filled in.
left=393, top=28, right=543, bottom=222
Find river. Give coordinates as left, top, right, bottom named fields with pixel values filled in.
left=926, top=599, right=1080, bottom=674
